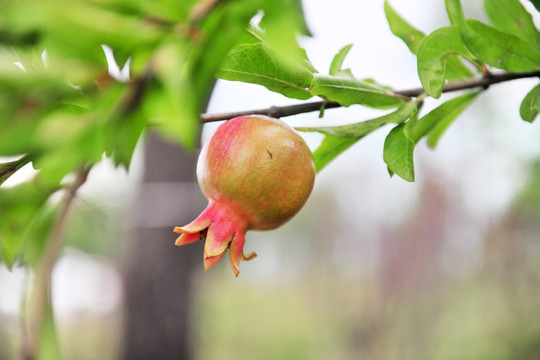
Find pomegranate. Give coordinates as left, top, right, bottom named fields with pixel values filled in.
left=174, top=115, right=315, bottom=276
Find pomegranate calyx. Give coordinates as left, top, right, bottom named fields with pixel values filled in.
left=174, top=201, right=257, bottom=276
left=174, top=231, right=202, bottom=246
left=174, top=217, right=212, bottom=246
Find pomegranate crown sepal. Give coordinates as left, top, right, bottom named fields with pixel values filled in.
left=174, top=201, right=256, bottom=277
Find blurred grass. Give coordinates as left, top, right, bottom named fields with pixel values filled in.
left=57, top=314, right=122, bottom=360
left=192, top=277, right=360, bottom=360
left=192, top=265, right=540, bottom=360
left=0, top=309, right=122, bottom=360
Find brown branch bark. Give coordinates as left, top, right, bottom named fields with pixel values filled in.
left=200, top=70, right=540, bottom=123
left=0, top=154, right=32, bottom=185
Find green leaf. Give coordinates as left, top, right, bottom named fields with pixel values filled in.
left=64, top=200, right=116, bottom=255
left=216, top=34, right=314, bottom=100
left=310, top=136, right=358, bottom=172
left=0, top=228, right=21, bottom=269
left=22, top=204, right=58, bottom=267
left=0, top=180, right=57, bottom=268
left=154, top=0, right=268, bottom=148
left=0, top=70, right=93, bottom=157
left=520, top=84, right=540, bottom=123
left=383, top=123, right=415, bottom=182
left=41, top=0, right=164, bottom=67
left=387, top=1, right=474, bottom=82
left=298, top=99, right=420, bottom=138
left=407, top=91, right=479, bottom=147
left=384, top=1, right=426, bottom=54
left=150, top=41, right=198, bottom=148
left=447, top=0, right=540, bottom=72
left=300, top=100, right=421, bottom=172
left=217, top=23, right=315, bottom=99
left=310, top=74, right=407, bottom=109
left=462, top=19, right=540, bottom=72
left=444, top=55, right=475, bottom=82
left=38, top=304, right=62, bottom=360
left=329, top=44, right=353, bottom=75
left=105, top=111, right=146, bottom=168
left=444, top=0, right=487, bottom=79
left=484, top=0, right=540, bottom=47
left=445, top=0, right=466, bottom=27
left=425, top=92, right=480, bottom=147
left=29, top=104, right=103, bottom=186
left=259, top=4, right=310, bottom=63
left=417, top=26, right=472, bottom=98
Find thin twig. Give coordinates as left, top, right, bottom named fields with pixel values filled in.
left=200, top=70, right=540, bottom=123
left=395, top=70, right=540, bottom=97
left=0, top=154, right=32, bottom=185
left=121, top=65, right=154, bottom=116
left=18, top=167, right=90, bottom=360
left=201, top=101, right=343, bottom=123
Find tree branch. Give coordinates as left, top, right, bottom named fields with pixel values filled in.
left=18, top=167, right=90, bottom=360
left=200, top=70, right=540, bottom=123
left=0, top=154, right=32, bottom=185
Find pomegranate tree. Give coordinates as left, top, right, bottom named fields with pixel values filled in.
left=174, top=115, right=315, bottom=276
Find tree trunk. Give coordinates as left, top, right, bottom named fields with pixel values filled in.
left=121, top=131, right=204, bottom=360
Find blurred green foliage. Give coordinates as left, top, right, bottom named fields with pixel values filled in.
left=0, top=0, right=309, bottom=267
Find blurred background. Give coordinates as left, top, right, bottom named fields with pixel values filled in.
left=2, top=0, right=540, bottom=359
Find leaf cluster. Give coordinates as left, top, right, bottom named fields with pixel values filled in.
left=214, top=0, right=539, bottom=179
left=0, top=0, right=307, bottom=266
left=381, top=0, right=540, bottom=179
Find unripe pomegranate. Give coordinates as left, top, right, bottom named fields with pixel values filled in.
left=174, top=115, right=315, bottom=276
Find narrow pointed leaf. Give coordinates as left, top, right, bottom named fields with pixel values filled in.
left=383, top=123, right=415, bottom=182
left=107, top=111, right=146, bottom=168
left=258, top=0, right=312, bottom=61
left=310, top=136, right=358, bottom=172
left=299, top=100, right=420, bottom=172
left=520, top=84, right=540, bottom=123
left=329, top=44, right=353, bottom=75
left=298, top=99, right=419, bottom=138
left=384, top=1, right=426, bottom=54
left=310, top=74, right=407, bottom=109
left=425, top=92, right=479, bottom=146
left=406, top=91, right=478, bottom=142
left=408, top=91, right=479, bottom=147
left=444, top=0, right=484, bottom=79
left=445, top=0, right=466, bottom=27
